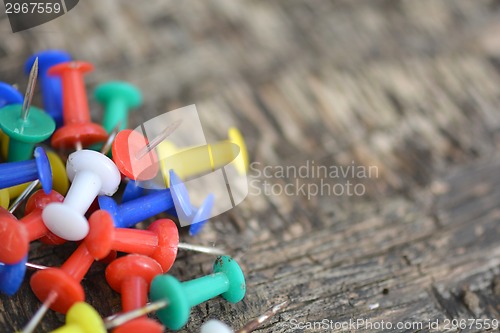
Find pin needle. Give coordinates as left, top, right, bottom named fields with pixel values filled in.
left=177, top=242, right=226, bottom=256
left=135, top=119, right=182, bottom=159
left=236, top=300, right=290, bottom=333
left=21, top=57, right=38, bottom=121
left=103, top=299, right=169, bottom=329
left=100, top=121, right=122, bottom=155
left=25, top=262, right=49, bottom=270
left=8, top=180, right=40, bottom=214
left=21, top=291, right=57, bottom=333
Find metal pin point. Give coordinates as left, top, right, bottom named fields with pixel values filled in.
left=100, top=121, right=122, bottom=155
left=236, top=300, right=290, bottom=333
left=8, top=180, right=40, bottom=214
left=25, top=262, right=49, bottom=270
left=103, top=299, right=169, bottom=329
left=177, top=242, right=226, bottom=256
left=135, top=119, right=183, bottom=160
left=21, top=57, right=38, bottom=121
left=21, top=291, right=57, bottom=333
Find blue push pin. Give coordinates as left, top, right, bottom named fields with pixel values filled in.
left=0, top=147, right=52, bottom=194
left=24, top=50, right=71, bottom=128
left=0, top=255, right=27, bottom=295
left=169, top=170, right=214, bottom=236
left=0, top=82, right=23, bottom=107
left=121, top=179, right=163, bottom=203
left=99, top=171, right=213, bottom=231
left=0, top=82, right=23, bottom=159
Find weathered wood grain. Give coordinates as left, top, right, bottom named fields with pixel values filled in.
left=2, top=0, right=500, bottom=332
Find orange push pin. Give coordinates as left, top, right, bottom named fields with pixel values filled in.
left=48, top=61, right=107, bottom=150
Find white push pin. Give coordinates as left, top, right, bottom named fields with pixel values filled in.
left=42, top=150, right=120, bottom=241
left=201, top=320, right=234, bottom=333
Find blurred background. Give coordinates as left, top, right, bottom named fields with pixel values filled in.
left=2, top=0, right=500, bottom=332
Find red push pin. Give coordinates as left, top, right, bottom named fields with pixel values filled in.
left=24, top=190, right=66, bottom=245
left=84, top=210, right=178, bottom=272
left=105, top=254, right=164, bottom=333
left=111, top=120, right=182, bottom=181
left=111, top=129, right=159, bottom=181
left=0, top=190, right=64, bottom=264
left=48, top=61, right=107, bottom=150
left=29, top=242, right=95, bottom=314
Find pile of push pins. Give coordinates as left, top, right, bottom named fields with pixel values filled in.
left=0, top=50, right=287, bottom=332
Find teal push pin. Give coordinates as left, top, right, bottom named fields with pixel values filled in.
left=94, top=81, right=142, bottom=133
left=150, top=256, right=246, bottom=330
left=0, top=58, right=55, bottom=161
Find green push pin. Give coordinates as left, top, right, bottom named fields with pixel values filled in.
left=150, top=255, right=246, bottom=330
left=0, top=58, right=55, bottom=162
left=94, top=81, right=142, bottom=133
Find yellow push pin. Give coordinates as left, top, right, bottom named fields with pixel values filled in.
left=30, top=301, right=163, bottom=333
left=0, top=188, right=9, bottom=209
left=18, top=302, right=106, bottom=333
left=158, top=127, right=248, bottom=187
left=49, top=302, right=106, bottom=333
left=46, top=150, right=69, bottom=195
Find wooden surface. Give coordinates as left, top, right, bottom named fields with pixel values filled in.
left=2, top=0, right=500, bottom=332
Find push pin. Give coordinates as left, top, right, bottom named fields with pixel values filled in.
left=111, top=120, right=183, bottom=181
left=1, top=255, right=120, bottom=298
left=158, top=127, right=249, bottom=186
left=42, top=301, right=171, bottom=333
left=48, top=61, right=107, bottom=149
left=46, top=150, right=70, bottom=195
left=150, top=255, right=246, bottom=330
left=42, top=149, right=121, bottom=241
left=4, top=148, right=68, bottom=207
left=0, top=81, right=23, bottom=107
left=85, top=211, right=178, bottom=272
left=0, top=58, right=56, bottom=161
left=85, top=211, right=223, bottom=271
left=105, top=254, right=164, bottom=333
left=47, top=302, right=106, bottom=333
left=0, top=189, right=9, bottom=209
left=170, top=169, right=215, bottom=236
left=121, top=178, right=162, bottom=203
left=94, top=81, right=142, bottom=133
left=111, top=129, right=159, bottom=181
left=201, top=320, right=233, bottom=333
left=72, top=257, right=244, bottom=331
left=0, top=147, right=52, bottom=194
left=98, top=170, right=213, bottom=234
left=29, top=242, right=96, bottom=314
left=24, top=50, right=72, bottom=127
left=0, top=255, right=27, bottom=295
left=0, top=82, right=23, bottom=161
left=0, top=259, right=52, bottom=296
left=0, top=190, right=64, bottom=265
